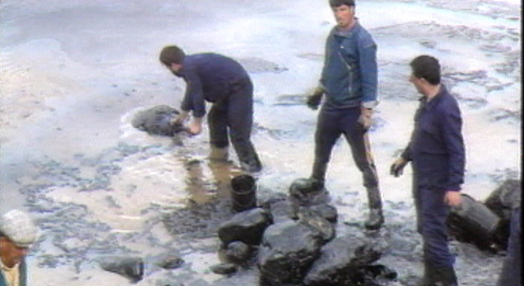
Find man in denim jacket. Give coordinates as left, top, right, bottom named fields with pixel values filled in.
left=391, top=55, right=465, bottom=286
left=306, top=0, right=383, bottom=230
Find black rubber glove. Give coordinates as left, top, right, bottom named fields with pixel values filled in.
left=390, top=158, right=408, bottom=177
left=306, top=87, right=324, bottom=110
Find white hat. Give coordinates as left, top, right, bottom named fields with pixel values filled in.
left=0, top=209, right=38, bottom=247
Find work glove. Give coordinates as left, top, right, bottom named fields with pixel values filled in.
left=306, top=87, right=324, bottom=110
left=390, top=158, right=408, bottom=177
left=358, top=107, right=373, bottom=130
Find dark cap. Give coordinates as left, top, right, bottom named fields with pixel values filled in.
left=329, top=0, right=355, bottom=7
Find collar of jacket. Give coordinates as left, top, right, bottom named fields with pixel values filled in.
left=332, top=18, right=360, bottom=38
left=333, top=18, right=360, bottom=38
left=419, top=84, right=448, bottom=110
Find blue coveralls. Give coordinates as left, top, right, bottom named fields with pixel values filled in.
left=497, top=207, right=521, bottom=286
left=401, top=85, right=465, bottom=268
left=175, top=53, right=261, bottom=171
left=311, top=21, right=381, bottom=209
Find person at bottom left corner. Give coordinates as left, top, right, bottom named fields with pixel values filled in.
left=0, top=209, right=38, bottom=286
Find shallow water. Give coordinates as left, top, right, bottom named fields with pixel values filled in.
left=0, top=0, right=520, bottom=285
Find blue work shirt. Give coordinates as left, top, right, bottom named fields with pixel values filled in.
left=402, top=85, right=465, bottom=191
left=174, top=53, right=250, bottom=117
left=320, top=20, right=378, bottom=109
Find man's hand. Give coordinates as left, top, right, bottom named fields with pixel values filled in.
left=444, top=191, right=462, bottom=207
left=187, top=117, right=203, bottom=135
left=358, top=107, right=373, bottom=130
left=390, top=157, right=408, bottom=177
left=172, top=111, right=189, bottom=125
left=306, top=87, right=324, bottom=110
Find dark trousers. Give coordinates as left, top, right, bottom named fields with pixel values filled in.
left=497, top=208, right=521, bottom=286
left=207, top=79, right=261, bottom=168
left=413, top=186, right=455, bottom=267
left=310, top=106, right=381, bottom=208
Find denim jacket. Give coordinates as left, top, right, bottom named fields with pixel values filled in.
left=320, top=21, right=378, bottom=109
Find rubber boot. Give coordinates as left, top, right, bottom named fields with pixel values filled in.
left=415, top=260, right=433, bottom=286
left=239, top=155, right=262, bottom=173
left=415, top=276, right=433, bottom=286
left=364, top=187, right=384, bottom=230
left=365, top=208, right=384, bottom=230
left=308, top=178, right=325, bottom=192
left=209, top=146, right=229, bottom=161
left=433, top=266, right=458, bottom=286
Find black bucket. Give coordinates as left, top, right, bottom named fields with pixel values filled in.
left=231, top=174, right=257, bottom=212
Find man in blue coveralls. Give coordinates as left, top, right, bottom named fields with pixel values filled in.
left=306, top=0, right=384, bottom=230
left=496, top=206, right=521, bottom=286
left=159, top=46, right=262, bottom=173
left=390, top=55, right=464, bottom=286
